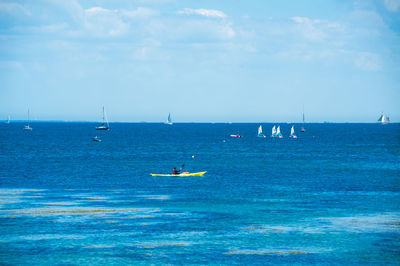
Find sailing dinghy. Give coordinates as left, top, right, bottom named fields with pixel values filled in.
left=257, top=125, right=266, bottom=138
left=271, top=126, right=276, bottom=137
left=165, top=113, right=173, bottom=125
left=289, top=126, right=297, bottom=138
left=377, top=114, right=390, bottom=124
left=276, top=126, right=283, bottom=138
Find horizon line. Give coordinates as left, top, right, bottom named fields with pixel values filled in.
left=3, top=120, right=399, bottom=124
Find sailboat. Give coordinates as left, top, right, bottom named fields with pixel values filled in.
left=23, top=109, right=32, bottom=130
left=165, top=113, right=173, bottom=125
left=5, top=115, right=10, bottom=124
left=301, top=107, right=306, bottom=132
left=377, top=114, right=390, bottom=124
left=96, top=106, right=109, bottom=130
left=271, top=125, right=277, bottom=137
left=257, top=125, right=266, bottom=138
left=289, top=125, right=297, bottom=138
left=276, top=126, right=283, bottom=138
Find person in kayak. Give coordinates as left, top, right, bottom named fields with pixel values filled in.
left=173, top=164, right=185, bottom=175
left=172, top=167, right=180, bottom=175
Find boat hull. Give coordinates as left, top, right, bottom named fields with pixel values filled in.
left=150, top=171, right=206, bottom=177
left=96, top=127, right=109, bottom=130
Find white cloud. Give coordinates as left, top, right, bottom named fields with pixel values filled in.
left=14, top=23, right=70, bottom=34
left=121, top=7, right=159, bottom=19
left=291, top=16, right=326, bottom=41
left=177, top=8, right=227, bottom=19
left=354, top=52, right=381, bottom=71
left=350, top=10, right=385, bottom=28
left=46, top=0, right=85, bottom=24
left=85, top=7, right=114, bottom=16
left=84, top=7, right=130, bottom=37
left=0, top=2, right=31, bottom=16
left=384, top=0, right=400, bottom=12
left=81, top=7, right=159, bottom=37
left=173, top=8, right=234, bottom=40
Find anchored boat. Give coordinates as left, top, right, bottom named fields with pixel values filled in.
left=92, top=136, right=102, bottom=142
left=301, top=106, right=306, bottom=132
left=23, top=109, right=32, bottom=131
left=96, top=106, right=109, bottom=130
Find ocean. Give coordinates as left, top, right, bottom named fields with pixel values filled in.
left=0, top=122, right=399, bottom=265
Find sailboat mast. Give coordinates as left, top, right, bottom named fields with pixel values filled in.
left=28, top=109, right=30, bottom=126
left=105, top=107, right=109, bottom=127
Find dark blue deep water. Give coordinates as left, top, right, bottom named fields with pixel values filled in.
left=0, top=123, right=399, bottom=265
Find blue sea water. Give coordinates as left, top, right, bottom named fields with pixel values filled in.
left=0, top=122, right=399, bottom=265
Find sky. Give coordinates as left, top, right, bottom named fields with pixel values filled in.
left=0, top=0, right=399, bottom=122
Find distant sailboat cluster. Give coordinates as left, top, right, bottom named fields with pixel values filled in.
left=10, top=107, right=392, bottom=141
left=271, top=125, right=283, bottom=138
left=270, top=125, right=297, bottom=138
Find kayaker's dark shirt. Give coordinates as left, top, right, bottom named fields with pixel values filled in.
left=173, top=169, right=180, bottom=175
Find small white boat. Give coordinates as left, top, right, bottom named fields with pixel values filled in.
left=271, top=125, right=276, bottom=137
left=96, top=106, right=109, bottom=130
left=377, top=114, right=390, bottom=124
left=23, top=109, right=32, bottom=131
left=276, top=126, right=283, bottom=138
left=289, top=125, right=297, bottom=138
left=5, top=115, right=10, bottom=124
left=230, top=134, right=243, bottom=138
left=93, top=136, right=102, bottom=142
left=165, top=113, right=173, bottom=125
left=257, top=125, right=266, bottom=138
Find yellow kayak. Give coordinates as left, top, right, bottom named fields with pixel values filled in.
left=150, top=171, right=207, bottom=177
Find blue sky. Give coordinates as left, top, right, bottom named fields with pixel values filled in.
left=0, top=0, right=399, bottom=122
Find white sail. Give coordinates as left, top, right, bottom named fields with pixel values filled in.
left=290, top=126, right=294, bottom=136
left=258, top=125, right=262, bottom=135
left=5, top=115, right=10, bottom=124
left=272, top=125, right=276, bottom=136
left=166, top=113, right=173, bottom=125
left=276, top=126, right=281, bottom=135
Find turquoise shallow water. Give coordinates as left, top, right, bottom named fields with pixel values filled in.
left=0, top=123, right=399, bottom=265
